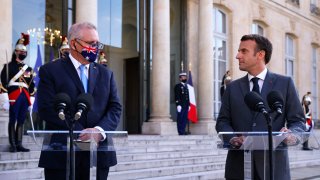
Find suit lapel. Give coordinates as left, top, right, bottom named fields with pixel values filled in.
left=239, top=75, right=250, bottom=97
left=88, top=63, right=98, bottom=94
left=261, top=71, right=276, bottom=100
left=62, top=58, right=85, bottom=93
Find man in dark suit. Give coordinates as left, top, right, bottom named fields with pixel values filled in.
left=216, top=34, right=305, bottom=180
left=37, top=22, right=122, bottom=180
left=174, top=72, right=190, bottom=135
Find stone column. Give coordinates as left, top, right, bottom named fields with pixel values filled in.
left=76, top=0, right=98, bottom=26
left=0, top=0, right=12, bottom=66
left=142, top=0, right=177, bottom=135
left=192, top=0, right=215, bottom=135
left=0, top=0, right=12, bottom=137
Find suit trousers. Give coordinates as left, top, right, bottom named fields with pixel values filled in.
left=44, top=167, right=109, bottom=180
left=177, top=107, right=188, bottom=135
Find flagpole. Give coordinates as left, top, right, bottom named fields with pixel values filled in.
left=186, top=63, right=192, bottom=135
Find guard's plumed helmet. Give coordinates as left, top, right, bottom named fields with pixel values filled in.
left=304, top=95, right=312, bottom=106
left=99, top=51, right=108, bottom=64
left=15, top=33, right=30, bottom=52
left=60, top=36, right=70, bottom=51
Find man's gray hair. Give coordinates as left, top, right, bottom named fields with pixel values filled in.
left=68, top=22, right=97, bottom=43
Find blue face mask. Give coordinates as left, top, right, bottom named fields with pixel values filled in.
left=80, top=46, right=99, bottom=62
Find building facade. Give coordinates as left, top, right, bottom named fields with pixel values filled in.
left=0, top=0, right=319, bottom=135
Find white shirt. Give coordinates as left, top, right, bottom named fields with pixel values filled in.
left=69, top=54, right=106, bottom=141
left=248, top=68, right=267, bottom=92
left=69, top=54, right=89, bottom=78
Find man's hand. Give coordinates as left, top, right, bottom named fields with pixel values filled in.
left=229, top=136, right=245, bottom=148
left=281, top=127, right=298, bottom=145
left=78, top=128, right=103, bottom=143
left=177, top=105, right=182, bottom=113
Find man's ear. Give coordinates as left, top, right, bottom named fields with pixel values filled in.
left=258, top=50, right=266, bottom=61
left=71, top=40, right=76, bottom=50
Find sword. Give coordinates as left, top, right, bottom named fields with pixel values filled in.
left=28, top=108, right=37, bottom=143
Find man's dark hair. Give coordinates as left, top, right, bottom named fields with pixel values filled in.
left=241, top=34, right=273, bottom=64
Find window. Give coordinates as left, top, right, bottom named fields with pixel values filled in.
left=285, top=35, right=295, bottom=80
left=213, top=8, right=228, bottom=119
left=310, top=0, right=320, bottom=16
left=287, top=0, right=300, bottom=7
left=311, top=46, right=318, bottom=118
left=251, top=22, right=264, bottom=36
left=98, top=0, right=124, bottom=48
left=13, top=0, right=73, bottom=65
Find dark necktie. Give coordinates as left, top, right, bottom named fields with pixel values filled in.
left=251, top=77, right=260, bottom=94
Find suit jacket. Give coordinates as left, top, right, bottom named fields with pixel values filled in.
left=174, top=83, right=190, bottom=108
left=37, top=57, right=122, bottom=169
left=216, top=71, right=305, bottom=179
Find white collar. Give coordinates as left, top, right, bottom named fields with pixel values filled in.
left=248, top=68, right=267, bottom=81
left=69, top=54, right=90, bottom=69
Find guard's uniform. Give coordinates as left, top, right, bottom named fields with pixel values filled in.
left=0, top=33, right=35, bottom=152
left=174, top=82, right=190, bottom=135
left=301, top=93, right=314, bottom=150
left=1, top=61, right=35, bottom=116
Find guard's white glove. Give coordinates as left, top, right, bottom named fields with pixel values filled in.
left=28, top=96, right=35, bottom=111
left=30, top=96, right=35, bottom=105
left=188, top=106, right=191, bottom=111
left=177, top=105, right=182, bottom=113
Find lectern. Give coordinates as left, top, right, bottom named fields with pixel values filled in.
left=218, top=131, right=319, bottom=180
left=27, top=130, right=128, bottom=180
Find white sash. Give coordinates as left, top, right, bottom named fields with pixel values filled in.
left=8, top=64, right=29, bottom=88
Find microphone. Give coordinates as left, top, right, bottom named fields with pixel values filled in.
left=54, top=93, right=71, bottom=120
left=74, top=93, right=93, bottom=120
left=244, top=91, right=268, bottom=115
left=267, top=91, right=284, bottom=114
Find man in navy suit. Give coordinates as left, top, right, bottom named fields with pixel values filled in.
left=37, top=22, right=122, bottom=180
left=216, top=34, right=305, bottom=180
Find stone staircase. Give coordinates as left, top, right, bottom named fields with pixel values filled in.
left=0, top=128, right=319, bottom=179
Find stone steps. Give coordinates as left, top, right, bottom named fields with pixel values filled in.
left=108, top=162, right=226, bottom=180
left=116, top=149, right=226, bottom=162
left=0, top=168, right=44, bottom=180
left=0, top=133, right=319, bottom=180
left=0, top=112, right=9, bottom=137
left=111, top=155, right=226, bottom=172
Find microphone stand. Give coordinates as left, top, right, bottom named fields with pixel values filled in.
left=262, top=112, right=274, bottom=180
left=65, top=116, right=76, bottom=180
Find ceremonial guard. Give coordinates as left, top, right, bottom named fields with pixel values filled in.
left=0, top=33, right=35, bottom=152
left=301, top=92, right=314, bottom=150
left=220, top=70, right=232, bottom=98
left=98, top=51, right=108, bottom=67
left=174, top=72, right=190, bottom=135
left=59, top=36, right=70, bottom=59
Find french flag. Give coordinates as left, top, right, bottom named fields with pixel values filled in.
left=187, top=71, right=198, bottom=123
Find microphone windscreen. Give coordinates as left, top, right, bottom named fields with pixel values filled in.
left=267, top=91, right=284, bottom=107
left=76, top=93, right=93, bottom=111
left=244, top=91, right=264, bottom=111
left=54, top=93, right=71, bottom=109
